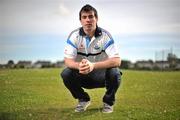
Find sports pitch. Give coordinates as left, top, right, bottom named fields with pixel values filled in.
left=0, top=68, right=179, bottom=120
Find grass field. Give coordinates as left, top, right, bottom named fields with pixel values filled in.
left=0, top=68, right=179, bottom=120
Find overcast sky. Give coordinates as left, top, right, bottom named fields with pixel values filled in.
left=0, top=0, right=180, bottom=64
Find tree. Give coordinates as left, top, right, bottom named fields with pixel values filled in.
left=167, top=53, right=177, bottom=68
left=7, top=60, right=14, bottom=68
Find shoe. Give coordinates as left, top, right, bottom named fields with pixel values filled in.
left=74, top=100, right=91, bottom=112
left=102, top=103, right=113, bottom=113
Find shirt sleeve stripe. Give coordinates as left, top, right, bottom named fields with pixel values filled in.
left=104, top=39, right=114, bottom=50
left=67, top=39, right=77, bottom=49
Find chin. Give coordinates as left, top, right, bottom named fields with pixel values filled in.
left=84, top=28, right=91, bottom=33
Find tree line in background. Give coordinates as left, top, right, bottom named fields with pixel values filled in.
left=0, top=60, right=65, bottom=69
left=1, top=53, right=180, bottom=71
left=121, top=53, right=180, bottom=70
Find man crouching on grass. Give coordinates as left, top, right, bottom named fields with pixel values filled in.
left=61, top=4, right=122, bottom=113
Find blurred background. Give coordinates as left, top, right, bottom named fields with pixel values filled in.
left=0, top=0, right=180, bottom=68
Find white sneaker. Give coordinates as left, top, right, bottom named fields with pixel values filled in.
left=75, top=100, right=91, bottom=112
left=102, top=103, right=113, bottom=113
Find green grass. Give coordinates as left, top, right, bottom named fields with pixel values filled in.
left=0, top=68, right=179, bottom=120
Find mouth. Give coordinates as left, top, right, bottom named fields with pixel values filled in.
left=85, top=24, right=92, bottom=27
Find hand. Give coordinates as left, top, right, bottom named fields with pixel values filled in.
left=86, top=60, right=94, bottom=73
left=79, top=59, right=94, bottom=74
left=79, top=59, right=89, bottom=74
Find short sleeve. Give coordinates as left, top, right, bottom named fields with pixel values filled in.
left=103, top=34, right=120, bottom=58
left=105, top=42, right=120, bottom=58
left=64, top=33, right=78, bottom=59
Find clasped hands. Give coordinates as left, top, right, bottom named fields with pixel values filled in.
left=79, top=59, right=94, bottom=74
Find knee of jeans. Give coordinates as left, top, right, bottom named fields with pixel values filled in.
left=107, top=68, right=120, bottom=77
left=107, top=68, right=121, bottom=85
left=60, top=68, right=73, bottom=85
left=61, top=68, right=72, bottom=80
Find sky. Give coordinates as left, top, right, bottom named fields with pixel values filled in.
left=0, top=0, right=180, bottom=64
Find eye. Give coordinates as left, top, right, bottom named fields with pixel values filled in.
left=82, top=16, right=87, bottom=19
left=88, top=15, right=94, bottom=19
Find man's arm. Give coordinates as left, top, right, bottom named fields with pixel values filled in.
left=93, top=57, right=121, bottom=69
left=64, top=58, right=80, bottom=70
left=64, top=58, right=90, bottom=74
left=79, top=57, right=121, bottom=74
left=64, top=57, right=121, bottom=74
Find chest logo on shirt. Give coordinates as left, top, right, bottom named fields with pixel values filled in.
left=94, top=40, right=103, bottom=50
left=94, top=44, right=100, bottom=50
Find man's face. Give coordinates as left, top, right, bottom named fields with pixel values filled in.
left=80, top=11, right=98, bottom=35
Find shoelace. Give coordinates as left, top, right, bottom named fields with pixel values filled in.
left=76, top=102, right=87, bottom=108
left=104, top=104, right=112, bottom=110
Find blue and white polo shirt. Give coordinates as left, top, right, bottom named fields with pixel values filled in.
left=64, top=27, right=119, bottom=62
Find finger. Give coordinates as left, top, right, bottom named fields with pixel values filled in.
left=79, top=69, right=90, bottom=74
left=79, top=61, right=88, bottom=68
left=79, top=63, right=86, bottom=68
left=79, top=70, right=87, bottom=74
left=79, top=65, right=90, bottom=71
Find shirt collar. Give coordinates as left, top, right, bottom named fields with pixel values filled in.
left=79, top=26, right=102, bottom=38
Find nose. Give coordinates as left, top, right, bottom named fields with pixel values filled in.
left=85, top=17, right=91, bottom=22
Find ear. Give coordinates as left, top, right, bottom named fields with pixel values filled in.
left=96, top=17, right=98, bottom=22
left=80, top=20, right=83, bottom=25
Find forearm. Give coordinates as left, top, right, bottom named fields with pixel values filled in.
left=64, top=58, right=79, bottom=70
left=93, top=57, right=121, bottom=69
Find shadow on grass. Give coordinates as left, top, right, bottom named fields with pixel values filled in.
left=61, top=107, right=101, bottom=119
left=0, top=112, right=17, bottom=120
left=0, top=107, right=101, bottom=120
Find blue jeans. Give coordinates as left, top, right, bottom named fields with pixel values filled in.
left=61, top=67, right=122, bottom=106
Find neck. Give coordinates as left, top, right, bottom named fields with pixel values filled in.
left=84, top=29, right=95, bottom=38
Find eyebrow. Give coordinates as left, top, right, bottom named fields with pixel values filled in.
left=81, top=14, right=94, bottom=18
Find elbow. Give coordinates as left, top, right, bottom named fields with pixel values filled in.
left=112, top=57, right=121, bottom=67
left=117, top=58, right=121, bottom=67
left=118, top=58, right=121, bottom=67
left=64, top=58, right=72, bottom=68
left=64, top=58, right=68, bottom=66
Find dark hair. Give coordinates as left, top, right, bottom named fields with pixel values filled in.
left=79, top=4, right=98, bottom=20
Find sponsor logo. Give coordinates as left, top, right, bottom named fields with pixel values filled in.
left=94, top=44, right=100, bottom=50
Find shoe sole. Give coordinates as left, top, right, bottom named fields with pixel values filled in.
left=102, top=110, right=113, bottom=113
left=74, top=102, right=91, bottom=112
